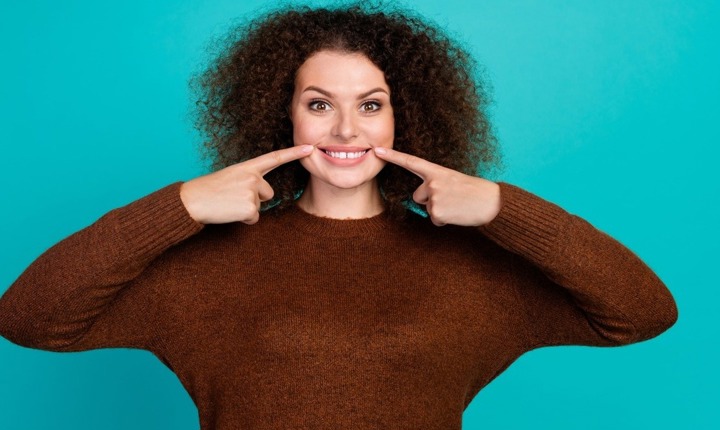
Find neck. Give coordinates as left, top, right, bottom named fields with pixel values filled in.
left=297, top=178, right=385, bottom=219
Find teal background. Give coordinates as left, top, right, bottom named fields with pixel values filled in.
left=0, top=0, right=717, bottom=428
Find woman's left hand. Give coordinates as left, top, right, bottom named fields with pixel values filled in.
left=374, top=147, right=502, bottom=227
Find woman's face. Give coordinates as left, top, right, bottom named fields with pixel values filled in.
left=290, top=50, right=394, bottom=192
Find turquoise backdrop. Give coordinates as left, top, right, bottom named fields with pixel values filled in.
left=1, top=0, right=717, bottom=428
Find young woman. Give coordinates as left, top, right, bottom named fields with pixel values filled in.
left=0, top=5, right=677, bottom=429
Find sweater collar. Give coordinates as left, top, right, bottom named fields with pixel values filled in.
left=280, top=204, right=394, bottom=238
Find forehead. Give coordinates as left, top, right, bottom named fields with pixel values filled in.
left=294, top=50, right=389, bottom=93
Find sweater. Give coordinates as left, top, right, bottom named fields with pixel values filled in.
left=0, top=181, right=678, bottom=429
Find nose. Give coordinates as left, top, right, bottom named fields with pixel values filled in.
left=331, top=110, right=359, bottom=142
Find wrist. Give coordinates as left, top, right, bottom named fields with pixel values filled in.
left=179, top=181, right=204, bottom=224
left=485, top=182, right=502, bottom=224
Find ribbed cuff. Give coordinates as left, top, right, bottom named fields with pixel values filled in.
left=114, top=181, right=205, bottom=259
left=478, top=182, right=567, bottom=264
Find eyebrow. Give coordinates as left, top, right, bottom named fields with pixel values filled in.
left=302, top=86, right=389, bottom=99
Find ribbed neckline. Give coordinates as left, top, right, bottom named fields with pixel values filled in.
left=283, top=204, right=395, bottom=238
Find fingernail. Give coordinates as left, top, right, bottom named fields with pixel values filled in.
left=301, top=145, right=313, bottom=153
left=374, top=147, right=387, bottom=155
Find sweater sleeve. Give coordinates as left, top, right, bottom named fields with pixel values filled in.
left=0, top=182, right=204, bottom=353
left=478, top=182, right=678, bottom=348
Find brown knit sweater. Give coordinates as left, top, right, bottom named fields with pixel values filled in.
left=0, top=181, right=677, bottom=429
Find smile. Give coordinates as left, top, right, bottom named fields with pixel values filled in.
left=321, top=149, right=368, bottom=159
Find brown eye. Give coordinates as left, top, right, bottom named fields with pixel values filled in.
left=309, top=100, right=330, bottom=111
left=361, top=101, right=381, bottom=112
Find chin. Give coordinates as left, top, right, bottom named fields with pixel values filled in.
left=300, top=158, right=385, bottom=191
left=316, top=171, right=380, bottom=190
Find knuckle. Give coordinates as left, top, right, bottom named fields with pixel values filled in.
left=238, top=188, right=255, bottom=201
left=429, top=210, right=446, bottom=226
left=237, top=174, right=261, bottom=191
left=405, top=155, right=417, bottom=169
left=239, top=205, right=260, bottom=224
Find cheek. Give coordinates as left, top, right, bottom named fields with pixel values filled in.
left=373, top=117, right=394, bottom=148
left=292, top=116, right=325, bottom=146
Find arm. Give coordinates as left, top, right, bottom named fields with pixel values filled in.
left=0, top=182, right=204, bottom=352
left=479, top=182, right=678, bottom=347
left=373, top=147, right=677, bottom=347
left=0, top=145, right=314, bottom=353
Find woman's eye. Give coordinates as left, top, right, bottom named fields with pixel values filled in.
left=309, top=101, right=330, bottom=111
left=361, top=101, right=381, bottom=112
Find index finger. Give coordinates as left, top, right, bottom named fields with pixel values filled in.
left=373, top=147, right=438, bottom=179
left=247, top=145, right=314, bottom=175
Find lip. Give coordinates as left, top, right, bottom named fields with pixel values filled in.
left=316, top=145, right=372, bottom=166
left=317, top=145, right=371, bottom=152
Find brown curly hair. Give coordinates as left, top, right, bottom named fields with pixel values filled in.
left=192, top=2, right=501, bottom=218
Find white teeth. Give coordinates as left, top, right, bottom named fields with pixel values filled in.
left=325, top=150, right=367, bottom=159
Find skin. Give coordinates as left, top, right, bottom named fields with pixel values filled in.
left=179, top=144, right=315, bottom=225
left=180, top=49, right=502, bottom=226
left=374, top=147, right=502, bottom=227
left=290, top=50, right=395, bottom=219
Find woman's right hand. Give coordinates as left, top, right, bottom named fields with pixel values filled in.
left=180, top=145, right=314, bottom=225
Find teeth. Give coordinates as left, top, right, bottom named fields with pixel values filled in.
left=325, top=150, right=367, bottom=159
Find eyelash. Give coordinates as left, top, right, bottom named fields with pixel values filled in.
left=361, top=101, right=382, bottom=112
left=308, top=100, right=330, bottom=111
left=308, top=99, right=382, bottom=113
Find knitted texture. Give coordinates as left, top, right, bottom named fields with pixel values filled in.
left=0, top=182, right=677, bottom=429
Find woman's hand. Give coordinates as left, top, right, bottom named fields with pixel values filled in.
left=180, top=145, right=314, bottom=225
left=374, top=147, right=501, bottom=227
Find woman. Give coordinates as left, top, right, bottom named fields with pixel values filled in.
left=0, top=5, right=676, bottom=429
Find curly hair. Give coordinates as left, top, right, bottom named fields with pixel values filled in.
left=192, top=2, right=501, bottom=218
